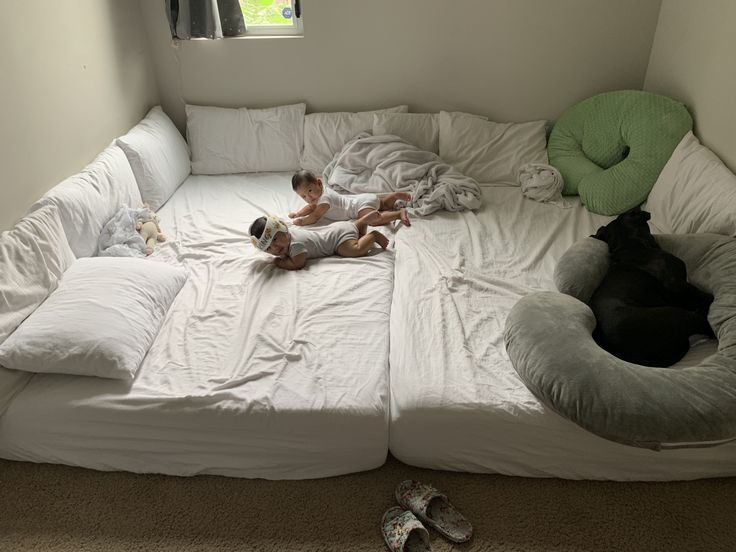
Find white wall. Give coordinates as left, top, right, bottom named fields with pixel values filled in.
left=0, top=1, right=160, bottom=231
left=644, top=0, right=736, bottom=172
left=140, top=0, right=662, bottom=132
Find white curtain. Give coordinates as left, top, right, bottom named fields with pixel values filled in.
left=167, top=0, right=245, bottom=39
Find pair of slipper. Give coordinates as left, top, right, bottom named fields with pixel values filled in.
left=382, top=480, right=473, bottom=551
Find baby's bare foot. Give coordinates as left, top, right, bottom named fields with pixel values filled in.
left=399, top=208, right=411, bottom=227
left=373, top=231, right=389, bottom=249
left=397, top=192, right=412, bottom=202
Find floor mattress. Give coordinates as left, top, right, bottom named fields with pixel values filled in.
left=0, top=173, right=395, bottom=479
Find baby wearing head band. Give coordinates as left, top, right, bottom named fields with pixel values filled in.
left=250, top=214, right=287, bottom=252
left=249, top=211, right=389, bottom=271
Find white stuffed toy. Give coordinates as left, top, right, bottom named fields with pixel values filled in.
left=135, top=206, right=166, bottom=255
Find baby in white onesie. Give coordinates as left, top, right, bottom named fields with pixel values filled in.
left=249, top=212, right=389, bottom=271
left=288, top=170, right=411, bottom=227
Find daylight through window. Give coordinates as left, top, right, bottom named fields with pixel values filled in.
left=239, top=0, right=303, bottom=36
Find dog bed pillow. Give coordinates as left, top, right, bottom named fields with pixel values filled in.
left=504, top=233, right=736, bottom=450
left=548, top=90, right=692, bottom=216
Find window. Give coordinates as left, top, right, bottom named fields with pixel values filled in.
left=240, top=0, right=303, bottom=36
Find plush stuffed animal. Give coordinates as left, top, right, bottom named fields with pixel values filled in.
left=135, top=206, right=166, bottom=255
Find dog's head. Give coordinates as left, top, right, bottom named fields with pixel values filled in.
left=592, top=208, right=658, bottom=254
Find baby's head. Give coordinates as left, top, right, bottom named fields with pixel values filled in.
left=291, top=170, right=323, bottom=205
left=249, top=215, right=290, bottom=257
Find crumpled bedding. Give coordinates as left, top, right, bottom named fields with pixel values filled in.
left=323, top=132, right=482, bottom=216
left=97, top=206, right=149, bottom=257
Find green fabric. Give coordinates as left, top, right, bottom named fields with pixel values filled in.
left=548, top=90, right=692, bottom=215
left=504, top=234, right=736, bottom=450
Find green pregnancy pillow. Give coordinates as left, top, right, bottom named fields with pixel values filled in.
left=548, top=90, right=692, bottom=216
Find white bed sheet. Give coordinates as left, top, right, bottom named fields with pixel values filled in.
left=389, top=186, right=736, bottom=481
left=0, top=173, right=396, bottom=479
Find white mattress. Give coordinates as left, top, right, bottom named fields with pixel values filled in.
left=0, top=173, right=395, bottom=479
left=389, top=186, right=736, bottom=481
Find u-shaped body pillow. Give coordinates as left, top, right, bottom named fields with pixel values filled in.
left=504, top=234, right=736, bottom=450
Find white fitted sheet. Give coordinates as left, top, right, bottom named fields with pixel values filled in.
left=0, top=173, right=395, bottom=479
left=389, top=186, right=736, bottom=480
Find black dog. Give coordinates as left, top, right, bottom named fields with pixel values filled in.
left=589, top=209, right=714, bottom=367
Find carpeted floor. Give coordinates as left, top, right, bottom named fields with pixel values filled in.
left=1, top=455, right=734, bottom=552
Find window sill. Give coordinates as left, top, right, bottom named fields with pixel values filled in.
left=176, top=35, right=303, bottom=41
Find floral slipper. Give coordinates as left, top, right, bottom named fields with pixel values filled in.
left=381, top=506, right=432, bottom=552
left=395, top=480, right=473, bottom=543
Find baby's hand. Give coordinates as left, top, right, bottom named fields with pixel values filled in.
left=293, top=217, right=305, bottom=226
left=288, top=212, right=297, bottom=219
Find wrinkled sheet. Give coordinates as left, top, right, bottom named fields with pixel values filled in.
left=0, top=173, right=395, bottom=479
left=389, top=186, right=736, bottom=480
left=323, top=133, right=482, bottom=216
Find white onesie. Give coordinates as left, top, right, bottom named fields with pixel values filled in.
left=318, top=187, right=380, bottom=221
left=288, top=222, right=358, bottom=259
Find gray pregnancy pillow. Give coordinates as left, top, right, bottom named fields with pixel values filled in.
left=504, top=233, right=736, bottom=450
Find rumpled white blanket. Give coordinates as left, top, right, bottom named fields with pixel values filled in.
left=323, top=133, right=482, bottom=216
left=517, top=163, right=571, bottom=208
left=97, top=206, right=148, bottom=257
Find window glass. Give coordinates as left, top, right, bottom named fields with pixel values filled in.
left=239, top=0, right=302, bottom=34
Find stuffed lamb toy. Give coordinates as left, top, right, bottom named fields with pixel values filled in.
left=135, top=207, right=166, bottom=255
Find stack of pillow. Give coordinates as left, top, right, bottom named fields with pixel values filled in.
left=185, top=102, right=549, bottom=185
left=0, top=106, right=191, bottom=395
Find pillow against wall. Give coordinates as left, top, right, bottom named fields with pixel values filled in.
left=438, top=111, right=548, bottom=184
left=116, top=106, right=191, bottom=211
left=372, top=111, right=490, bottom=155
left=300, top=105, right=409, bottom=174
left=0, top=204, right=75, bottom=343
left=646, top=131, right=736, bottom=236
left=373, top=113, right=439, bottom=154
left=31, top=144, right=142, bottom=258
left=0, top=205, right=75, bottom=415
left=0, top=257, right=187, bottom=381
left=187, top=103, right=306, bottom=175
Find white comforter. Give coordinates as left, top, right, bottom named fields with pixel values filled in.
left=323, top=133, right=482, bottom=216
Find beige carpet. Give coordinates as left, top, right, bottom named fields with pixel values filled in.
left=1, top=455, right=734, bottom=552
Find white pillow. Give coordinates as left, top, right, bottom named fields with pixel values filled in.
left=0, top=205, right=76, bottom=344
left=646, top=131, right=736, bottom=236
left=373, top=113, right=439, bottom=154
left=300, top=105, right=409, bottom=174
left=0, top=257, right=187, bottom=381
left=0, top=205, right=75, bottom=413
left=31, top=144, right=142, bottom=258
left=116, top=106, right=191, bottom=211
left=372, top=111, right=489, bottom=155
left=187, top=103, right=306, bottom=175
left=438, top=111, right=548, bottom=184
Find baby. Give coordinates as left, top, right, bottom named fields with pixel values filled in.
left=249, top=211, right=389, bottom=270
left=288, top=170, right=411, bottom=227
